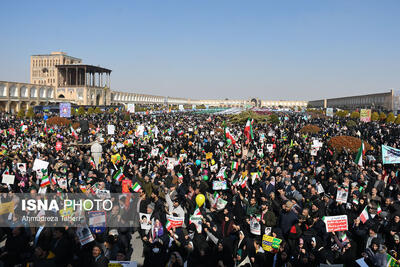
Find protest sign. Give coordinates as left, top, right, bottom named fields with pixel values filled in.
left=0, top=201, right=14, bottom=215
left=55, top=141, right=62, bottom=152
left=189, top=215, right=202, bottom=233
left=59, top=206, right=74, bottom=220
left=250, top=217, right=261, bottom=235
left=139, top=213, right=152, bottom=230
left=316, top=183, right=325, bottom=194
left=60, top=103, right=71, bottom=118
left=167, top=158, right=176, bottom=170
left=382, top=145, right=400, bottom=164
left=166, top=215, right=184, bottom=228
left=326, top=108, right=334, bottom=117
left=266, top=144, right=274, bottom=153
left=336, top=187, right=349, bottom=203
left=213, top=180, right=228, bottom=190
left=210, top=164, right=218, bottom=172
left=360, top=109, right=371, bottom=122
left=151, top=148, right=159, bottom=157
left=32, top=159, right=49, bottom=171
left=17, top=163, right=26, bottom=174
left=76, top=226, right=95, bottom=246
left=107, top=125, right=115, bottom=135
left=2, top=175, right=15, bottom=185
left=127, top=103, right=135, bottom=113
left=88, top=211, right=107, bottom=234
left=323, top=215, right=348, bottom=232
left=262, top=235, right=282, bottom=252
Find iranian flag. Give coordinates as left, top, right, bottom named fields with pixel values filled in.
left=240, top=176, right=248, bottom=188
left=213, top=192, right=220, bottom=207
left=341, top=233, right=349, bottom=244
left=231, top=161, right=239, bottom=171
left=113, top=169, right=125, bottom=182
left=51, top=175, right=57, bottom=185
left=89, top=157, right=96, bottom=169
left=355, top=140, right=365, bottom=166
left=131, top=182, right=142, bottom=192
left=177, top=173, right=183, bottom=180
left=178, top=130, right=184, bottom=136
left=44, top=123, right=47, bottom=134
left=359, top=206, right=369, bottom=224
left=232, top=178, right=240, bottom=187
left=3, top=167, right=9, bottom=175
left=377, top=204, right=382, bottom=215
left=193, top=206, right=201, bottom=216
left=225, top=127, right=237, bottom=145
left=0, top=143, right=6, bottom=150
left=70, top=124, right=78, bottom=140
left=166, top=218, right=173, bottom=231
left=8, top=128, right=16, bottom=136
left=41, top=172, right=50, bottom=187
left=244, top=119, right=254, bottom=144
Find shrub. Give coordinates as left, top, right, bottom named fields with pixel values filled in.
left=17, top=109, right=25, bottom=118
left=26, top=107, right=35, bottom=118
left=395, top=115, right=400, bottom=124
left=350, top=111, right=360, bottom=119
left=328, top=136, right=372, bottom=153
left=94, top=107, right=102, bottom=114
left=77, top=107, right=85, bottom=116
left=46, top=116, right=71, bottom=126
left=386, top=112, right=395, bottom=123
left=336, top=110, right=349, bottom=118
left=299, top=124, right=321, bottom=134
left=87, top=107, right=94, bottom=115
left=379, top=112, right=387, bottom=121
left=371, top=112, right=379, bottom=121
left=346, top=120, right=357, bottom=128
left=109, top=108, right=115, bottom=114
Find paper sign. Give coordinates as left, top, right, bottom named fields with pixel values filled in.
left=2, top=175, right=15, bottom=185
left=356, top=258, right=368, bottom=267
left=323, top=215, right=348, bottom=232
left=267, top=144, right=274, bottom=153
left=189, top=215, right=202, bottom=233
left=336, top=188, right=348, bottom=203
left=151, top=148, right=159, bottom=157
left=250, top=217, right=261, bottom=235
left=55, top=141, right=62, bottom=152
left=139, top=213, right=152, bottom=230
left=32, top=159, right=49, bottom=171
left=107, top=125, right=115, bottom=135
left=17, top=163, right=27, bottom=173
left=76, top=226, right=95, bottom=246
left=0, top=201, right=14, bottom=215
left=166, top=215, right=184, bottom=228
left=88, top=211, right=107, bottom=234
left=316, top=183, right=325, bottom=194
left=60, top=103, right=71, bottom=118
left=167, top=158, right=176, bottom=170
left=262, top=235, right=282, bottom=252
left=213, top=180, right=228, bottom=190
left=96, top=189, right=111, bottom=199
left=210, top=164, right=218, bottom=172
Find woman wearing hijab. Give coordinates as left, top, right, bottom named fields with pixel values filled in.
left=234, top=230, right=251, bottom=267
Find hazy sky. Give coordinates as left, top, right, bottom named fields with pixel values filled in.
left=1, top=0, right=400, bottom=101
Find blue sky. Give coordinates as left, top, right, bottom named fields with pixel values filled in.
left=1, top=0, right=400, bottom=100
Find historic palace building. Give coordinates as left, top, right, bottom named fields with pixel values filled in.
left=0, top=52, right=308, bottom=113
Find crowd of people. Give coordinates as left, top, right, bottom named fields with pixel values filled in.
left=0, top=109, right=399, bottom=267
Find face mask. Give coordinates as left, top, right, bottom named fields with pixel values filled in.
left=152, top=247, right=160, bottom=253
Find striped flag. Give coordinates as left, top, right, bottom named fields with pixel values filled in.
left=51, top=175, right=57, bottom=185
left=359, top=206, right=369, bottom=224
left=231, top=161, right=239, bottom=171
left=355, top=140, right=365, bottom=166
left=89, top=157, right=96, bottom=169
left=377, top=204, right=382, bottom=215
left=131, top=182, right=142, bottom=192
left=240, top=176, right=248, bottom=188
left=2, top=167, right=9, bottom=175
left=80, top=185, right=87, bottom=193
left=244, top=119, right=254, bottom=144
left=113, top=169, right=125, bottom=182
left=193, top=206, right=201, bottom=216
left=166, top=218, right=173, bottom=231
left=40, top=171, right=50, bottom=187
left=70, top=124, right=78, bottom=140
left=177, top=173, right=184, bottom=180
left=232, top=178, right=240, bottom=187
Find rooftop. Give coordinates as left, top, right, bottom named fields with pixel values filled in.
left=55, top=64, right=111, bottom=73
